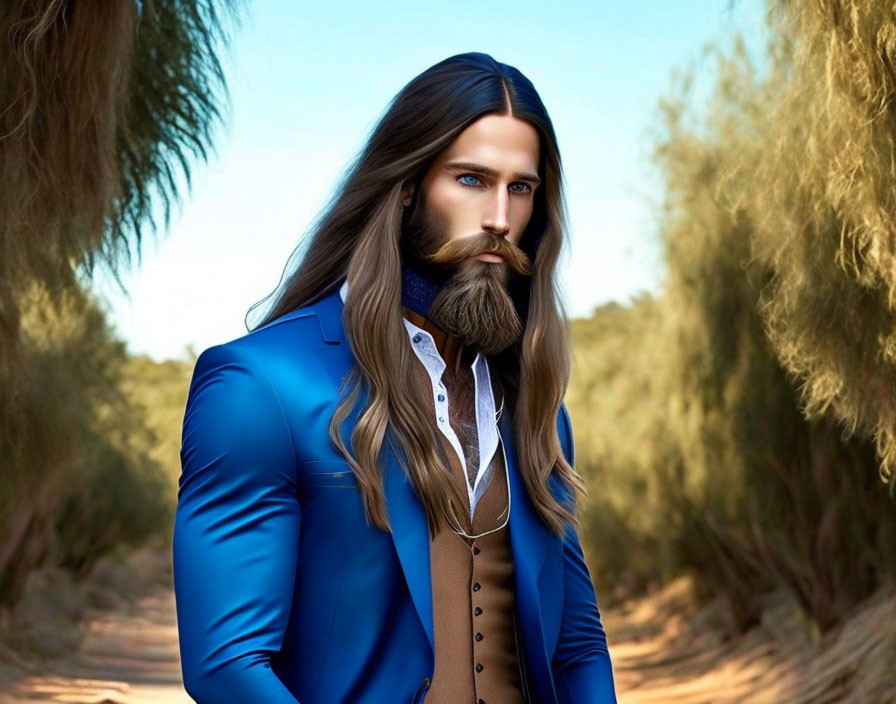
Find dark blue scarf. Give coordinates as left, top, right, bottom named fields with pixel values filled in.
left=400, top=260, right=448, bottom=319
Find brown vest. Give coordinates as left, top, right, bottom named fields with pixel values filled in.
left=421, top=364, right=525, bottom=704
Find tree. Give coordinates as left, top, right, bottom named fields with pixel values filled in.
left=0, top=0, right=238, bottom=605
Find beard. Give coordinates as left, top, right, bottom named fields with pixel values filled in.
left=399, top=193, right=533, bottom=355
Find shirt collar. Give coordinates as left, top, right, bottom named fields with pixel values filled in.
left=339, top=278, right=483, bottom=372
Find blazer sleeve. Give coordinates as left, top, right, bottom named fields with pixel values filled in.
left=173, top=343, right=302, bottom=703
left=551, top=403, right=618, bottom=704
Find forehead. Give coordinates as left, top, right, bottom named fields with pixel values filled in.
left=438, top=113, right=540, bottom=172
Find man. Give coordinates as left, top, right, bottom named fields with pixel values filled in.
left=173, top=52, right=616, bottom=703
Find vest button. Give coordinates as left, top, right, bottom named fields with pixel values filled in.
left=479, top=699, right=486, bottom=704
left=475, top=632, right=483, bottom=641
left=474, top=606, right=482, bottom=616
left=472, top=582, right=481, bottom=591
left=475, top=663, right=484, bottom=672
left=473, top=546, right=481, bottom=554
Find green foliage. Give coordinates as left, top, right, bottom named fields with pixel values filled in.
left=570, top=5, right=896, bottom=635
left=568, top=297, right=683, bottom=598
left=0, top=0, right=236, bottom=611
left=121, top=354, right=196, bottom=493
left=0, top=0, right=238, bottom=425
left=740, top=0, right=896, bottom=485
left=0, top=285, right=170, bottom=604
left=109, top=0, right=239, bottom=276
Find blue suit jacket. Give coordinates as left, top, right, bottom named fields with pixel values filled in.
left=173, top=286, right=617, bottom=703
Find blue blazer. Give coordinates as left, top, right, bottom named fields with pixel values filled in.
left=173, top=286, right=617, bottom=703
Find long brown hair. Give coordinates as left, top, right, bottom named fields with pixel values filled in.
left=248, top=52, right=585, bottom=537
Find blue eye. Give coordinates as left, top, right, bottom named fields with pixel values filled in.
left=458, top=174, right=532, bottom=194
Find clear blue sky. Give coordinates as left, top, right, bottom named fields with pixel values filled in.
left=93, top=0, right=768, bottom=362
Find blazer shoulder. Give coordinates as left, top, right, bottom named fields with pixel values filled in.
left=197, top=292, right=339, bottom=370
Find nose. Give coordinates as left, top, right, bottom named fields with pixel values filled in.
left=482, top=187, right=511, bottom=237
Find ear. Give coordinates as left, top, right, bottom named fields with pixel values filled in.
left=401, top=182, right=415, bottom=208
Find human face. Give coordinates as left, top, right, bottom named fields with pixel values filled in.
left=404, top=112, right=540, bottom=267
left=399, top=112, right=541, bottom=354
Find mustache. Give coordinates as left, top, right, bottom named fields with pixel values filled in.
left=424, top=232, right=533, bottom=276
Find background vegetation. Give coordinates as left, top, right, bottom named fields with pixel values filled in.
left=0, top=0, right=234, bottom=615
left=571, top=0, right=896, bottom=637
left=1, top=0, right=895, bottom=672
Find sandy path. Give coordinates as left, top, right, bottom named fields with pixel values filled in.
left=2, top=575, right=894, bottom=703
left=2, top=587, right=190, bottom=704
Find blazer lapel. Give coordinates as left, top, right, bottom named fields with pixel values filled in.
left=312, top=286, right=553, bottom=686
left=381, top=435, right=436, bottom=653
left=313, top=288, right=436, bottom=656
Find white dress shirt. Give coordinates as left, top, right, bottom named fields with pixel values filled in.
left=338, top=279, right=502, bottom=519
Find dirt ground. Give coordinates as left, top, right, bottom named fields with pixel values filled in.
left=0, top=586, right=189, bottom=704
left=0, top=566, right=894, bottom=704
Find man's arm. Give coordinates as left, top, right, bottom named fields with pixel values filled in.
left=173, top=343, right=302, bottom=703
left=551, top=404, right=618, bottom=704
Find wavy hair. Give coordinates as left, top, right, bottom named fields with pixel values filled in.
left=249, top=52, right=584, bottom=537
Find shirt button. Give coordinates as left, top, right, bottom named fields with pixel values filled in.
left=475, top=663, right=483, bottom=673
left=438, top=416, right=445, bottom=423
left=437, top=394, right=445, bottom=401
left=412, top=334, right=422, bottom=343
left=474, top=607, right=482, bottom=616
left=475, top=632, right=483, bottom=641
left=472, top=582, right=481, bottom=591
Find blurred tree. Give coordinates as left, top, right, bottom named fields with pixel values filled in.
left=0, top=283, right=171, bottom=603
left=0, top=0, right=236, bottom=428
left=571, top=1, right=896, bottom=635
left=651, top=35, right=895, bottom=633
left=0, top=0, right=237, bottom=606
left=741, top=0, right=896, bottom=487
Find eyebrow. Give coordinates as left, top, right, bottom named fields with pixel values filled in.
left=443, top=160, right=541, bottom=185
